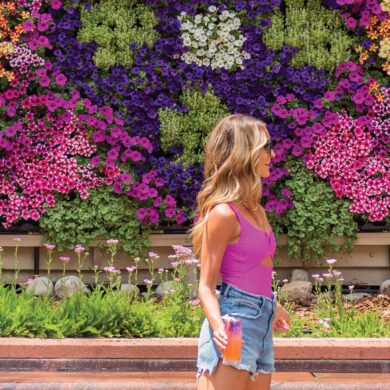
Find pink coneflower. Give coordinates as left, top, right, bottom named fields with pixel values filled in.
left=144, top=279, right=153, bottom=285
left=13, top=237, right=21, bottom=242
left=148, top=252, right=159, bottom=259
left=104, top=266, right=119, bottom=273
left=74, top=245, right=85, bottom=253
left=44, top=243, right=55, bottom=251
left=59, top=256, right=70, bottom=263
left=326, top=259, right=337, bottom=265
left=312, top=274, right=320, bottom=280
left=126, top=266, right=136, bottom=273
left=106, top=239, right=118, bottom=245
left=348, top=285, right=355, bottom=291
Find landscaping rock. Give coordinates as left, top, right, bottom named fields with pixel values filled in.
left=343, top=292, right=372, bottom=302
left=380, top=279, right=390, bottom=294
left=280, top=281, right=313, bottom=306
left=120, top=284, right=140, bottom=297
left=156, top=281, right=177, bottom=297
left=291, top=269, right=309, bottom=282
left=26, top=276, right=53, bottom=297
left=54, top=276, right=88, bottom=298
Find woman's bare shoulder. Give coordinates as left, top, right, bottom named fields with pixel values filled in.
left=208, top=203, right=237, bottom=224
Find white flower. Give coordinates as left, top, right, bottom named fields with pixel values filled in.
left=179, top=8, right=249, bottom=70
left=202, top=58, right=210, bottom=66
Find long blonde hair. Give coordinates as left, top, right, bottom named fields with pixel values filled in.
left=191, top=114, right=270, bottom=257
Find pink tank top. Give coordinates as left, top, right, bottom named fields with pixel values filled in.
left=220, top=203, right=276, bottom=298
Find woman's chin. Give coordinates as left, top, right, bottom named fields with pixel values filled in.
left=258, top=170, right=270, bottom=179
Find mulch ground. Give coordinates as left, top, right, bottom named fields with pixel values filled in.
left=290, top=291, right=390, bottom=323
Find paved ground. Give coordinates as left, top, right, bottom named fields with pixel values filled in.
left=0, top=371, right=389, bottom=389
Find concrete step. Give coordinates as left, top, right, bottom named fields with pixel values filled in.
left=0, top=372, right=389, bottom=390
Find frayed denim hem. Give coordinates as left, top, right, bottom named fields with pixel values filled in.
left=197, top=358, right=274, bottom=382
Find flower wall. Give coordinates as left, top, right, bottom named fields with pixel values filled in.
left=0, top=0, right=388, bottom=256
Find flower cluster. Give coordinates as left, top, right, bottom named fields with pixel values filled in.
left=334, top=0, right=389, bottom=75
left=179, top=7, right=251, bottom=70
left=0, top=2, right=31, bottom=81
left=0, top=110, right=102, bottom=226
left=6, top=43, right=45, bottom=73
left=304, top=111, right=389, bottom=221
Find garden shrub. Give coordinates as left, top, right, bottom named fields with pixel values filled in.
left=263, top=0, right=355, bottom=71
left=77, top=0, right=160, bottom=70
left=159, top=86, right=229, bottom=166
left=39, top=186, right=150, bottom=256
left=272, top=158, right=358, bottom=264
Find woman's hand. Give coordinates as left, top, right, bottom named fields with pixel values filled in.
left=273, top=303, right=290, bottom=333
left=212, top=325, right=228, bottom=353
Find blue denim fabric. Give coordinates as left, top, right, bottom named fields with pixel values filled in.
left=197, top=282, right=276, bottom=377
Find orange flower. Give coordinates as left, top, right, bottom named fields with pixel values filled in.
left=369, top=81, right=380, bottom=93
left=376, top=93, right=384, bottom=102
left=383, top=62, right=390, bottom=75
left=369, top=43, right=378, bottom=52
left=358, top=51, right=369, bottom=64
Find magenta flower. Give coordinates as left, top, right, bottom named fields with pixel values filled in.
left=50, top=0, right=62, bottom=10
left=55, top=74, right=67, bottom=86
left=59, top=256, right=70, bottom=263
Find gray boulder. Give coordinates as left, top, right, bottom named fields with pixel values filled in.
left=280, top=281, right=313, bottom=306
left=120, top=283, right=140, bottom=297
left=380, top=279, right=390, bottom=294
left=291, top=269, right=309, bottom=282
left=54, top=276, right=88, bottom=298
left=343, top=292, right=372, bottom=302
left=26, top=276, right=53, bottom=297
left=156, top=281, right=177, bottom=297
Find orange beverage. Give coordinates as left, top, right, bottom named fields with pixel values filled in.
left=222, top=315, right=242, bottom=363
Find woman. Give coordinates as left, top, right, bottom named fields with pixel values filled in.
left=192, top=114, right=290, bottom=390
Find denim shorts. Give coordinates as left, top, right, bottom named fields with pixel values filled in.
left=197, top=282, right=276, bottom=379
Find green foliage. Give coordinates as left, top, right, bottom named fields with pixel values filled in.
left=263, top=0, right=355, bottom=71
left=276, top=310, right=390, bottom=338
left=0, top=286, right=62, bottom=337
left=158, top=86, right=229, bottom=166
left=157, top=294, right=204, bottom=337
left=271, top=158, right=358, bottom=264
left=77, top=0, right=159, bottom=71
left=39, top=186, right=150, bottom=256
left=55, top=289, right=159, bottom=337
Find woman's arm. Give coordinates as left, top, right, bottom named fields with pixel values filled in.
left=198, top=203, right=239, bottom=352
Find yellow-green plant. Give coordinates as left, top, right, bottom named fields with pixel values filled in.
left=77, top=0, right=159, bottom=71
left=263, top=0, right=355, bottom=71
left=159, top=86, right=229, bottom=166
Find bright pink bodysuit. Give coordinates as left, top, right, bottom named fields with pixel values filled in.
left=220, top=203, right=276, bottom=298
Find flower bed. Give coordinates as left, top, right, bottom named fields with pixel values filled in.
left=0, top=241, right=389, bottom=339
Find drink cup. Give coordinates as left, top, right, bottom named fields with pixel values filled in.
left=222, top=315, right=242, bottom=363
